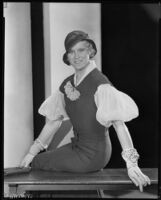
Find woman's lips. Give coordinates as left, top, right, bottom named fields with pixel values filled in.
left=74, top=60, right=82, bottom=64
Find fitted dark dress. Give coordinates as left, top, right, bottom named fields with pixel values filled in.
left=31, top=68, right=113, bottom=172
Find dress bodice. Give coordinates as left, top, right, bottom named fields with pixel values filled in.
left=59, top=68, right=111, bottom=142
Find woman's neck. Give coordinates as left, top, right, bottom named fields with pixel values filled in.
left=75, top=61, right=90, bottom=81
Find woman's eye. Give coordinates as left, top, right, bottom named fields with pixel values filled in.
left=68, top=48, right=86, bottom=55
left=79, top=48, right=85, bottom=52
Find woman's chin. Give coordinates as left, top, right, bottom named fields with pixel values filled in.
left=73, top=63, right=84, bottom=69
left=73, top=61, right=89, bottom=70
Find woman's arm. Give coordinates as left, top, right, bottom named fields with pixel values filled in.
left=20, top=117, right=63, bottom=167
left=112, top=120, right=134, bottom=149
left=113, top=120, right=151, bottom=192
left=94, top=84, right=150, bottom=191
left=37, top=117, right=63, bottom=147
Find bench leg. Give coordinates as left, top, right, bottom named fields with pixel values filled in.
left=97, top=189, right=105, bottom=198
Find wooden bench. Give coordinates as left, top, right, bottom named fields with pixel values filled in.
left=4, top=168, right=158, bottom=198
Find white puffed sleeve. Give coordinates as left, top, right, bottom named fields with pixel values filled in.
left=94, top=84, right=139, bottom=127
left=38, top=90, right=69, bottom=121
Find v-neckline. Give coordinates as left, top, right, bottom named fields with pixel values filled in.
left=73, top=68, right=97, bottom=88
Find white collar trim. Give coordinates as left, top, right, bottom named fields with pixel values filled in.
left=74, top=60, right=97, bottom=86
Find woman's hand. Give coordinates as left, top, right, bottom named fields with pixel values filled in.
left=19, top=138, right=47, bottom=168
left=127, top=166, right=151, bottom=192
left=19, top=153, right=34, bottom=168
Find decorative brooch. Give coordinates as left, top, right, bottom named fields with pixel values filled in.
left=64, top=81, right=80, bottom=101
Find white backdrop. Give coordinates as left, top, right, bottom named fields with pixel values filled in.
left=43, top=3, right=102, bottom=146
left=4, top=3, right=33, bottom=168
left=4, top=2, right=102, bottom=167
left=43, top=3, right=101, bottom=95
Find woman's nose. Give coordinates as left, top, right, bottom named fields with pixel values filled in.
left=74, top=51, right=79, bottom=58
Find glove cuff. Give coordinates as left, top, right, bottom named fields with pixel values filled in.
left=121, top=148, right=139, bottom=169
left=35, top=138, right=48, bottom=150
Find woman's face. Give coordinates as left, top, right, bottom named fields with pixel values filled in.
left=67, top=41, right=92, bottom=71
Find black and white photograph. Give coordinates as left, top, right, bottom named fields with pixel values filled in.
left=3, top=2, right=160, bottom=198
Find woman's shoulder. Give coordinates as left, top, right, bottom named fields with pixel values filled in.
left=91, top=68, right=113, bottom=86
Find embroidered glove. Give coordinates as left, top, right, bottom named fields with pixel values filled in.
left=127, top=165, right=151, bottom=192
left=20, top=139, right=47, bottom=168
left=121, top=148, right=151, bottom=192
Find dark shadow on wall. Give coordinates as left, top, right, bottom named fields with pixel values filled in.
left=101, top=3, right=159, bottom=168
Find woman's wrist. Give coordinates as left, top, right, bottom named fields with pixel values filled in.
left=28, top=152, right=35, bottom=157
left=35, top=138, right=48, bottom=150
left=29, top=139, right=46, bottom=156
left=121, top=148, right=140, bottom=169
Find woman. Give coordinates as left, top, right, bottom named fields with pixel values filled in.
left=20, top=30, right=150, bottom=192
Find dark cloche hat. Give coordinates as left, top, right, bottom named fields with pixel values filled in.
left=63, top=30, right=97, bottom=65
